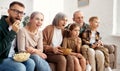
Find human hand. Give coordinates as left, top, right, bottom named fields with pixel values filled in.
left=98, top=40, right=103, bottom=45
left=52, top=47, right=63, bottom=54
left=37, top=52, right=47, bottom=59
left=26, top=46, right=36, bottom=54
left=12, top=20, right=20, bottom=33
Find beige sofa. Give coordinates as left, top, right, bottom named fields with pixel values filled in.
left=48, top=44, right=117, bottom=71
left=104, top=44, right=117, bottom=69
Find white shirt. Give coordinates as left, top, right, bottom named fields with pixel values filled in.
left=90, top=31, right=96, bottom=44
left=51, top=27, right=63, bottom=47
left=8, top=26, right=16, bottom=57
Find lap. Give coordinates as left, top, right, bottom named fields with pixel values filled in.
left=0, top=58, right=26, bottom=71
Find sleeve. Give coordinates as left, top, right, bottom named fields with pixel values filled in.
left=17, top=29, right=26, bottom=52
left=62, top=38, right=68, bottom=48
left=0, top=27, right=17, bottom=57
left=76, top=38, right=82, bottom=53
left=37, top=31, right=43, bottom=52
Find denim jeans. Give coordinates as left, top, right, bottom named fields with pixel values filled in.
left=0, top=57, right=35, bottom=71
left=30, top=54, right=51, bottom=71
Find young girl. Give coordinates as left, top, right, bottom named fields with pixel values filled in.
left=62, top=23, right=87, bottom=71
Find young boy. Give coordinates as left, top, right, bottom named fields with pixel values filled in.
left=81, top=16, right=112, bottom=71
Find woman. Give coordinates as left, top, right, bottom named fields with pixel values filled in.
left=43, top=12, right=74, bottom=71
left=17, top=11, right=51, bottom=71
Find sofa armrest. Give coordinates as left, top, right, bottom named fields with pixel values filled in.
left=104, top=44, right=117, bottom=69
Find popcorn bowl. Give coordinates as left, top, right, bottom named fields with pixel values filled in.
left=13, top=52, right=30, bottom=62
left=60, top=48, right=72, bottom=55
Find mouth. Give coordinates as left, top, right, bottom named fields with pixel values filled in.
left=16, top=18, right=21, bottom=21
left=62, top=24, right=65, bottom=27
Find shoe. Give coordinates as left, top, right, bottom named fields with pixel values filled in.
left=105, top=67, right=112, bottom=71
left=86, top=64, right=92, bottom=71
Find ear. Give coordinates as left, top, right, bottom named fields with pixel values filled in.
left=8, top=9, right=10, bottom=14
left=73, top=18, right=75, bottom=21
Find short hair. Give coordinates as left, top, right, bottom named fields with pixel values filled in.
left=9, top=1, right=25, bottom=9
left=30, top=11, right=44, bottom=20
left=73, top=10, right=83, bottom=18
left=52, top=12, right=67, bottom=26
left=89, top=16, right=98, bottom=22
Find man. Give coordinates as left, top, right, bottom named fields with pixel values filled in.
left=0, top=1, right=35, bottom=71
left=72, top=10, right=89, bottom=37
left=73, top=10, right=105, bottom=71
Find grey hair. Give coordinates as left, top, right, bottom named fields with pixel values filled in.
left=73, top=10, right=83, bottom=18
left=30, top=11, right=44, bottom=20
left=52, top=12, right=67, bottom=26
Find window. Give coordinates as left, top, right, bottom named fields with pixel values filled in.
left=113, top=0, right=120, bottom=36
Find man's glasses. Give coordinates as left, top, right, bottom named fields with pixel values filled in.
left=10, top=9, right=25, bottom=16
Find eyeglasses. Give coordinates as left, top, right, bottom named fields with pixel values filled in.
left=10, top=9, right=25, bottom=16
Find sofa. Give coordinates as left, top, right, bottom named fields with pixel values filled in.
left=48, top=44, right=117, bottom=71
left=104, top=44, right=117, bottom=69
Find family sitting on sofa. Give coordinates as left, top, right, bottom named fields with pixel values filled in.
left=0, top=1, right=114, bottom=71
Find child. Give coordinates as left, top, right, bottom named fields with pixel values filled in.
left=62, top=23, right=90, bottom=71
left=81, top=16, right=112, bottom=71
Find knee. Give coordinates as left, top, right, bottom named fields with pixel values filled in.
left=59, top=55, right=66, bottom=64
left=26, top=58, right=35, bottom=67
left=81, top=45, right=90, bottom=51
left=66, top=55, right=73, bottom=61
left=88, top=48, right=95, bottom=56
left=80, top=57, right=86, bottom=63
left=16, top=63, right=26, bottom=71
left=95, top=50, right=104, bottom=57
left=95, top=50, right=104, bottom=61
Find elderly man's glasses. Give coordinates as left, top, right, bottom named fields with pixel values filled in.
left=10, top=9, right=25, bottom=16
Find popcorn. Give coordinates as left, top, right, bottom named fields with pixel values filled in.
left=60, top=48, right=72, bottom=55
left=13, top=52, right=30, bottom=62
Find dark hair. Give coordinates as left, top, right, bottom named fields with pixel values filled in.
left=69, top=23, right=80, bottom=31
left=9, top=1, right=25, bottom=8
left=52, top=12, right=67, bottom=26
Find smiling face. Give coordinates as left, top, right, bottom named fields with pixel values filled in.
left=73, top=11, right=84, bottom=26
left=30, top=13, right=44, bottom=30
left=8, top=4, right=25, bottom=24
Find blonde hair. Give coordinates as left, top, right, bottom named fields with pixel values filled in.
left=89, top=16, right=98, bottom=22
left=30, top=11, right=44, bottom=20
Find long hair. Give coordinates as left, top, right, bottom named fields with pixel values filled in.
left=52, top=12, right=67, bottom=26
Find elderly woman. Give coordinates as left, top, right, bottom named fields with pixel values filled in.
left=43, top=12, right=74, bottom=71
left=17, top=11, right=51, bottom=71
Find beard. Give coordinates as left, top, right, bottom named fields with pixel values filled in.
left=9, top=16, right=15, bottom=24
left=9, top=16, right=21, bottom=24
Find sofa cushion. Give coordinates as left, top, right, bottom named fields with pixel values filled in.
left=104, top=44, right=115, bottom=54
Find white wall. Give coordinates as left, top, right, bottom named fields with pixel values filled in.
left=0, top=0, right=33, bottom=17
left=33, top=0, right=64, bottom=30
